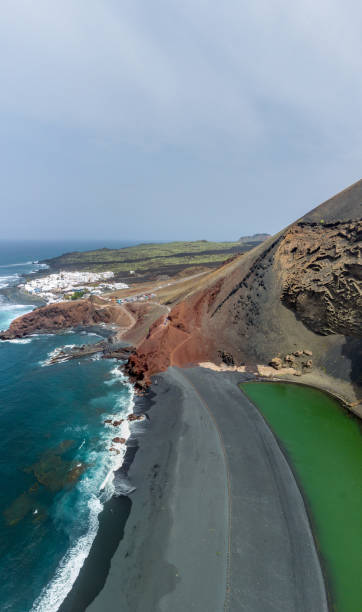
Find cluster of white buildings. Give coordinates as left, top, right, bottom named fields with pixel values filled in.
left=20, top=271, right=128, bottom=303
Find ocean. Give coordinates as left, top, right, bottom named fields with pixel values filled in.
left=0, top=240, right=136, bottom=611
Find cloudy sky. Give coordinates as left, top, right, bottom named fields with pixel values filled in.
left=1, top=0, right=361, bottom=241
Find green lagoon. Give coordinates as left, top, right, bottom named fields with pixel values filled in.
left=241, top=382, right=362, bottom=612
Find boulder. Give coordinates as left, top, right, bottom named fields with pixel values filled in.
left=285, top=354, right=295, bottom=364
left=304, top=349, right=313, bottom=356
left=218, top=350, right=235, bottom=366
left=269, top=357, right=283, bottom=370
left=112, top=437, right=126, bottom=444
left=128, top=414, right=144, bottom=422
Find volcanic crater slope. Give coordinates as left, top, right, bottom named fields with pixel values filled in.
left=126, top=180, right=362, bottom=407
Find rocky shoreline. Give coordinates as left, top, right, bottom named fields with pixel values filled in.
left=1, top=180, right=361, bottom=416
left=0, top=298, right=125, bottom=340
left=43, top=338, right=133, bottom=366
left=121, top=182, right=362, bottom=415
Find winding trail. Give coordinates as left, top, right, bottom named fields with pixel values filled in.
left=169, top=330, right=191, bottom=365
left=117, top=304, right=137, bottom=332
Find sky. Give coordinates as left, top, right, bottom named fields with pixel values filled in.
left=0, top=0, right=361, bottom=242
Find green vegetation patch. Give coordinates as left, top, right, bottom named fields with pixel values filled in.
left=43, top=240, right=247, bottom=275
left=65, top=290, right=86, bottom=300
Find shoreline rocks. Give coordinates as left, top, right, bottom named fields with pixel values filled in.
left=269, top=357, right=283, bottom=370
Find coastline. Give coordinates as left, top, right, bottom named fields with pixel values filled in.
left=198, top=362, right=362, bottom=420
left=85, top=367, right=229, bottom=612
left=59, top=376, right=186, bottom=612
left=60, top=366, right=328, bottom=612
left=254, top=375, right=362, bottom=420
left=0, top=255, right=358, bottom=610
left=0, top=318, right=136, bottom=611
left=57, top=386, right=149, bottom=612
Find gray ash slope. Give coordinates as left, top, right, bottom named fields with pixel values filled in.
left=210, top=180, right=361, bottom=390
left=126, top=180, right=362, bottom=407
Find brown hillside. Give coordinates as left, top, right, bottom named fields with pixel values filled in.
left=126, top=181, right=362, bottom=405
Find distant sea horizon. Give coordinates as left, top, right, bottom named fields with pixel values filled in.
left=0, top=239, right=136, bottom=611
left=0, top=238, right=142, bottom=267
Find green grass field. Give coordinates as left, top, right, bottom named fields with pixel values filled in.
left=43, top=240, right=257, bottom=278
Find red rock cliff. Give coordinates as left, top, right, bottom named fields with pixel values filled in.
left=0, top=299, right=126, bottom=339
left=126, top=180, right=362, bottom=392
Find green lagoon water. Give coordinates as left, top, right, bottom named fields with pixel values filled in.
left=241, top=382, right=362, bottom=612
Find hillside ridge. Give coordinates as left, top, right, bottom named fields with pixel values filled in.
left=125, top=180, right=362, bottom=411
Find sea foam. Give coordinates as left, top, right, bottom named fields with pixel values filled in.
left=31, top=496, right=103, bottom=612
left=2, top=337, right=32, bottom=344
left=40, top=345, right=76, bottom=367
left=31, top=367, right=135, bottom=612
left=0, top=273, right=20, bottom=289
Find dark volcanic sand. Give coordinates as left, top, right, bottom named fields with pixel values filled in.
left=62, top=366, right=328, bottom=612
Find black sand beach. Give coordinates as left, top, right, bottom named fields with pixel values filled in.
left=62, top=366, right=328, bottom=612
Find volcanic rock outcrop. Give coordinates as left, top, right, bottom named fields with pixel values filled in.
left=278, top=221, right=361, bottom=336
left=126, top=180, right=362, bottom=400
left=1, top=181, right=361, bottom=408
left=0, top=298, right=128, bottom=339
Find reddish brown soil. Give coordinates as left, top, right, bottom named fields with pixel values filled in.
left=126, top=180, right=362, bottom=396
left=0, top=299, right=131, bottom=339
left=125, top=285, right=224, bottom=387
left=1, top=180, right=361, bottom=404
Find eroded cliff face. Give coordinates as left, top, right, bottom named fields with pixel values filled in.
left=125, top=214, right=362, bottom=393
left=277, top=221, right=361, bottom=336
left=0, top=299, right=127, bottom=339
left=1, top=181, right=361, bottom=403
left=126, top=292, right=217, bottom=387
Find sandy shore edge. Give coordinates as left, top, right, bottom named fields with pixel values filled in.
left=59, top=366, right=329, bottom=612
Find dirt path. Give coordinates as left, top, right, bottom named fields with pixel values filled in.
left=170, top=332, right=191, bottom=366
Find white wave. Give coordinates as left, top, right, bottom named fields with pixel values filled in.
left=100, top=373, right=135, bottom=492
left=31, top=496, right=103, bottom=612
left=29, top=333, right=55, bottom=338
left=110, top=366, right=124, bottom=377
left=0, top=261, right=33, bottom=268
left=26, top=261, right=49, bottom=270
left=104, top=366, right=127, bottom=385
left=0, top=304, right=34, bottom=332
left=0, top=273, right=20, bottom=288
left=0, top=303, right=34, bottom=311
left=39, top=349, right=61, bottom=367
left=2, top=337, right=32, bottom=344
left=40, top=345, right=76, bottom=367
left=31, top=373, right=135, bottom=612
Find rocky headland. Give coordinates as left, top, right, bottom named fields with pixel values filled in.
left=0, top=298, right=122, bottom=340
left=124, top=180, right=362, bottom=413
left=1, top=180, right=361, bottom=414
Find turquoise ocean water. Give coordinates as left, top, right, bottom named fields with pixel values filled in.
left=0, top=240, right=135, bottom=611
